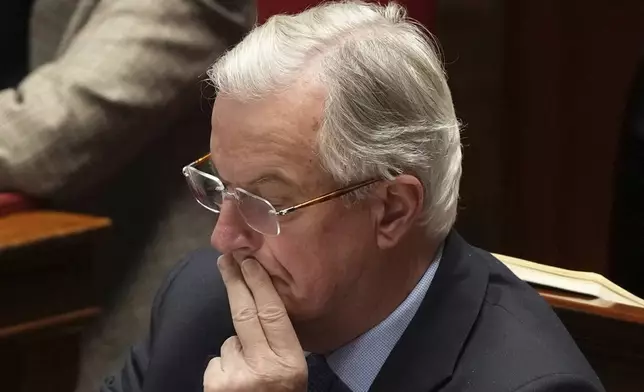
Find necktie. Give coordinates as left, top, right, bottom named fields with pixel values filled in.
left=306, top=354, right=352, bottom=392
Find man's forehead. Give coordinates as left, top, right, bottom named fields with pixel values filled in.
left=209, top=88, right=326, bottom=188
left=211, top=81, right=325, bottom=132
left=210, top=86, right=324, bottom=153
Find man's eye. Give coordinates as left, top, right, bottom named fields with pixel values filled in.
left=266, top=200, right=283, bottom=208
left=264, top=198, right=288, bottom=209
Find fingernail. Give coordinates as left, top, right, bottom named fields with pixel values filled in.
left=241, top=258, right=257, bottom=274
left=217, top=255, right=227, bottom=269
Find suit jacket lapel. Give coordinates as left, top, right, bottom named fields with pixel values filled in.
left=369, top=231, right=489, bottom=392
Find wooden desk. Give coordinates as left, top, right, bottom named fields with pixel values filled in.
left=539, top=288, right=644, bottom=392
left=0, top=211, right=111, bottom=392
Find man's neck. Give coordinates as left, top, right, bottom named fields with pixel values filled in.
left=296, top=233, right=439, bottom=354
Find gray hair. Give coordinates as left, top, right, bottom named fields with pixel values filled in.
left=207, top=1, right=462, bottom=238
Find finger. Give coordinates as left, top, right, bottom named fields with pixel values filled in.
left=205, top=356, right=222, bottom=373
left=218, top=254, right=269, bottom=355
left=240, top=258, right=302, bottom=356
left=204, top=357, right=223, bottom=391
left=220, top=335, right=243, bottom=371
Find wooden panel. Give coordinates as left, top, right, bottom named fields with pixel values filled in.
left=540, top=288, right=644, bottom=392
left=0, top=211, right=110, bottom=392
left=258, top=0, right=435, bottom=28
left=438, top=0, right=644, bottom=276
left=0, top=211, right=110, bottom=251
left=1, top=328, right=83, bottom=392
left=435, top=0, right=507, bottom=251
left=503, top=0, right=644, bottom=274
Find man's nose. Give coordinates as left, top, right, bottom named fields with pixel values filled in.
left=211, top=198, right=262, bottom=254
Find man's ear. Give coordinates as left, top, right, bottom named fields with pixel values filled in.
left=374, top=175, right=424, bottom=249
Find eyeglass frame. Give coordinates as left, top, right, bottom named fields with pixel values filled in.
left=181, top=153, right=380, bottom=233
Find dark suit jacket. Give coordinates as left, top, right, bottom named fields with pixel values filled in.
left=101, top=232, right=605, bottom=392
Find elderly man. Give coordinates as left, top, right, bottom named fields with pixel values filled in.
left=102, top=2, right=604, bottom=392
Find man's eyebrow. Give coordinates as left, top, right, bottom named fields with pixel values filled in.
left=216, top=170, right=297, bottom=191
left=245, top=173, right=297, bottom=189
left=207, top=151, right=297, bottom=189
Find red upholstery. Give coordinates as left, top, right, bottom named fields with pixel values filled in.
left=258, top=0, right=435, bottom=28
left=0, top=193, right=34, bottom=216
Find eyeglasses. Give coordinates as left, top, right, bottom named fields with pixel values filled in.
left=181, top=154, right=379, bottom=236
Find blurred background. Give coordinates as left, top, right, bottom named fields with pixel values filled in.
left=1, top=0, right=643, bottom=391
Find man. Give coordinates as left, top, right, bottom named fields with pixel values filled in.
left=0, top=0, right=254, bottom=390
left=103, top=2, right=605, bottom=391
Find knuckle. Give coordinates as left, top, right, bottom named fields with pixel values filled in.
left=285, top=359, right=307, bottom=377
left=220, top=335, right=241, bottom=355
left=257, top=304, right=287, bottom=323
left=223, top=335, right=239, bottom=347
left=205, top=357, right=221, bottom=372
left=232, top=307, right=258, bottom=323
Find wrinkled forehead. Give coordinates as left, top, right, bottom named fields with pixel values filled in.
left=209, top=84, right=327, bottom=187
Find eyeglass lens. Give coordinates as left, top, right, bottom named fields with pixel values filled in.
left=184, top=168, right=280, bottom=235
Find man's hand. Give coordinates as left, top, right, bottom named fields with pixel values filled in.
left=204, top=255, right=307, bottom=392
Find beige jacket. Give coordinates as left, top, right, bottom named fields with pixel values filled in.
left=0, top=0, right=253, bottom=197
left=0, top=1, right=254, bottom=390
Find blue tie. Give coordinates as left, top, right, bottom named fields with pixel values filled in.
left=306, top=354, right=352, bottom=392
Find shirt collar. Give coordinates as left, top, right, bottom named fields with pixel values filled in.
left=326, top=244, right=444, bottom=392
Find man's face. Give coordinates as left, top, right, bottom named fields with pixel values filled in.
left=209, top=81, right=379, bottom=323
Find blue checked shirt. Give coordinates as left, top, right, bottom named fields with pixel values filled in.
left=326, top=245, right=443, bottom=392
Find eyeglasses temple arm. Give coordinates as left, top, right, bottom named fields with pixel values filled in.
left=191, top=153, right=211, bottom=167
left=275, top=179, right=379, bottom=216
